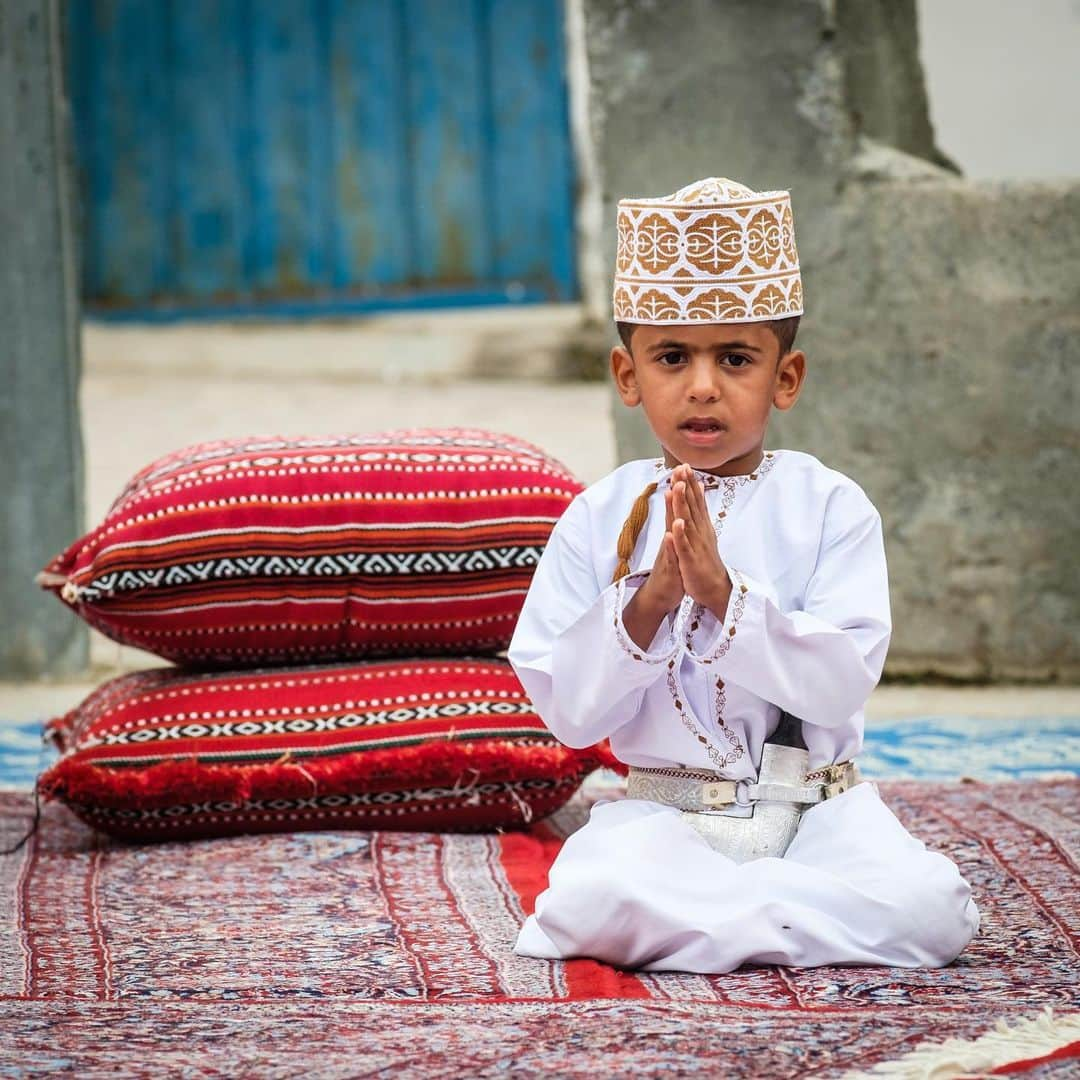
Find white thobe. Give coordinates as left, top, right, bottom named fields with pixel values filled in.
left=508, top=449, right=979, bottom=972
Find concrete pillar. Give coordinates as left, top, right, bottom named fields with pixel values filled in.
left=0, top=0, right=87, bottom=676
left=580, top=0, right=1079, bottom=680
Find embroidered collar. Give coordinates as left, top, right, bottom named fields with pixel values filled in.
left=653, top=451, right=779, bottom=492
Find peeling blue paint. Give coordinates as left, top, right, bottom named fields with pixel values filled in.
left=67, top=0, right=577, bottom=318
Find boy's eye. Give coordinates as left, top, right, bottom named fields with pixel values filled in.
left=655, top=351, right=752, bottom=368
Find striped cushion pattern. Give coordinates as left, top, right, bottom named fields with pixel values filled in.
left=39, top=428, right=582, bottom=666
left=39, top=659, right=613, bottom=842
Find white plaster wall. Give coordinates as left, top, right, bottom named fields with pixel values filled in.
left=917, top=0, right=1080, bottom=179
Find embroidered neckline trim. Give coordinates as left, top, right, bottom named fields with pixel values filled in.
left=652, top=449, right=780, bottom=489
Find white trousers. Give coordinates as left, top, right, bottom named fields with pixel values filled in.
left=515, top=782, right=980, bottom=973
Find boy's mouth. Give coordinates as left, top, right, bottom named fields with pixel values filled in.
left=680, top=418, right=724, bottom=432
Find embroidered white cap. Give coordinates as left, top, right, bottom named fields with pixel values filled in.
left=613, top=177, right=803, bottom=325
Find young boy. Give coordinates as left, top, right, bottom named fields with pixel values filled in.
left=507, top=177, right=979, bottom=973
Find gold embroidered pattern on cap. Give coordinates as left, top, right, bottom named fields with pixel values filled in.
left=613, top=176, right=803, bottom=325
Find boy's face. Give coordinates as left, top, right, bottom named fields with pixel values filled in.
left=610, top=321, right=806, bottom=476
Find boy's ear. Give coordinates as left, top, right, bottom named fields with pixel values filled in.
left=773, top=349, right=806, bottom=411
left=611, top=346, right=641, bottom=406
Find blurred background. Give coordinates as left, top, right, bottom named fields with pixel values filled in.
left=2, top=1, right=1078, bottom=720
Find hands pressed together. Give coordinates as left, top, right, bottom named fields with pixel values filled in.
left=640, top=462, right=732, bottom=624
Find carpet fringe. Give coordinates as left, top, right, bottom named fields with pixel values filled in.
left=844, top=1007, right=1080, bottom=1079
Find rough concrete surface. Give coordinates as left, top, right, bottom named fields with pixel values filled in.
left=0, top=0, right=87, bottom=676
left=837, top=0, right=956, bottom=170
left=82, top=303, right=608, bottom=383
left=775, top=175, right=1080, bottom=681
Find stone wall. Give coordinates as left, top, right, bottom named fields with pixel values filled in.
left=581, top=0, right=1079, bottom=680
left=777, top=167, right=1079, bottom=680
left=0, top=0, right=87, bottom=676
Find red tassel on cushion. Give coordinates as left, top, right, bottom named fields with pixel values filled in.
left=38, top=659, right=612, bottom=842
left=40, top=739, right=605, bottom=810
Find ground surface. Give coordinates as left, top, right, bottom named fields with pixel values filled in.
left=2, top=778, right=1077, bottom=1078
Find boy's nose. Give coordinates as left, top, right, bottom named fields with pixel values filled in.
left=688, top=367, right=720, bottom=401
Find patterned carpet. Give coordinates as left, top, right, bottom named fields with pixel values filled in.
left=2, top=777, right=1078, bottom=1077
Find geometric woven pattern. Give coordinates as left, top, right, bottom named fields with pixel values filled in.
left=36, top=660, right=610, bottom=841
left=38, top=427, right=582, bottom=665
left=3, top=778, right=1077, bottom=1076
left=70, top=546, right=548, bottom=605
left=583, top=722, right=1080, bottom=796
left=614, top=177, right=802, bottom=325
left=6, top=713, right=1077, bottom=792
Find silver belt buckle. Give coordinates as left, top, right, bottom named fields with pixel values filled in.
left=701, top=780, right=736, bottom=807
left=701, top=779, right=752, bottom=808
left=809, top=761, right=860, bottom=800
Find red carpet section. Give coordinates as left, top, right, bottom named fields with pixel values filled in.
left=2, top=779, right=1078, bottom=1076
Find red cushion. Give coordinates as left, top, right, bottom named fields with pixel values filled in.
left=39, top=428, right=582, bottom=666
left=39, top=659, right=615, bottom=842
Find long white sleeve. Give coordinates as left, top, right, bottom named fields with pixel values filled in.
left=683, top=486, right=891, bottom=731
left=507, top=494, right=680, bottom=749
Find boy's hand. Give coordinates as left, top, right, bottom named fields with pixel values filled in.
left=622, top=485, right=684, bottom=651
left=671, top=464, right=733, bottom=620
left=637, top=482, right=685, bottom=615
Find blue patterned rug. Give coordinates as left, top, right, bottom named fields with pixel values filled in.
left=0, top=718, right=53, bottom=791
left=857, top=714, right=1079, bottom=780
left=1, top=712, right=1076, bottom=791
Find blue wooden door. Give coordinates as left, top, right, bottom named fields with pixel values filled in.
left=66, top=0, right=577, bottom=319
